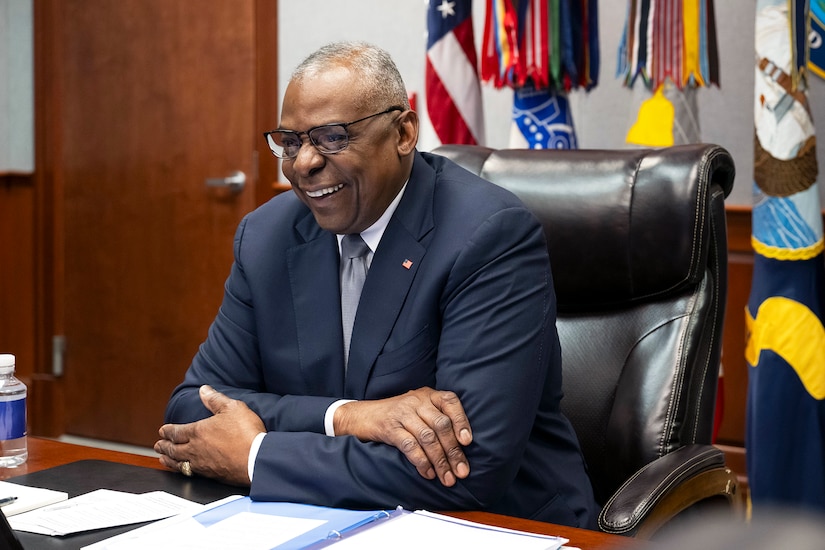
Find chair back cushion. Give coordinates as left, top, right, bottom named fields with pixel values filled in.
left=432, top=144, right=734, bottom=503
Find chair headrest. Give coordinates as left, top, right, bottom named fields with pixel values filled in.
left=432, top=144, right=735, bottom=311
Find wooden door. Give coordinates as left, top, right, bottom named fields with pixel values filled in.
left=39, top=0, right=273, bottom=447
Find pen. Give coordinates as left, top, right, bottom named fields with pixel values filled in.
left=326, top=510, right=393, bottom=540
left=0, top=496, right=17, bottom=507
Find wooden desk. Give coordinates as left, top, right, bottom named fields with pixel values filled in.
left=4, top=437, right=637, bottom=549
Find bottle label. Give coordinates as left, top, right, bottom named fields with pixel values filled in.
left=0, top=397, right=26, bottom=440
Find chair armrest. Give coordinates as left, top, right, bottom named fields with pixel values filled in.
left=598, top=444, right=741, bottom=538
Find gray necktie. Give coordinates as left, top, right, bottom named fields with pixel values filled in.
left=340, top=234, right=370, bottom=369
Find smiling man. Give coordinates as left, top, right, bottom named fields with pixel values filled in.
left=155, top=41, right=598, bottom=529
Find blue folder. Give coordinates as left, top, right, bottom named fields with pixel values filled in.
left=191, top=497, right=401, bottom=549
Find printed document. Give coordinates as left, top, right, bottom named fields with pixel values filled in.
left=8, top=488, right=201, bottom=536
left=0, top=480, right=68, bottom=516
left=330, top=510, right=568, bottom=550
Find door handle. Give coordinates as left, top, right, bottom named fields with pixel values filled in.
left=205, top=170, right=246, bottom=192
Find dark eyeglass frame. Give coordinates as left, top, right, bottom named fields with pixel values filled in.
left=263, top=106, right=404, bottom=159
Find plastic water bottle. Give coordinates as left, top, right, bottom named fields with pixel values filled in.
left=0, top=354, right=27, bottom=467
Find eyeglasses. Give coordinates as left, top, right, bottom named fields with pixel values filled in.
left=263, top=106, right=403, bottom=159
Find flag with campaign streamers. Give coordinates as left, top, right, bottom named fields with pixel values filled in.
left=747, top=0, right=825, bottom=512
left=481, top=0, right=598, bottom=92
left=619, top=0, right=719, bottom=147
left=426, top=0, right=485, bottom=145
left=481, top=0, right=597, bottom=149
left=625, top=80, right=700, bottom=147
left=616, top=0, right=719, bottom=90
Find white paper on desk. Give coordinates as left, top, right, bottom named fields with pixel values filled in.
left=82, top=495, right=243, bottom=550
left=89, top=511, right=324, bottom=550
left=8, top=488, right=202, bottom=536
left=0, top=480, right=68, bottom=516
left=330, top=510, right=569, bottom=550
left=84, top=495, right=328, bottom=550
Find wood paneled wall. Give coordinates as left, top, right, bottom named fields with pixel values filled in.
left=715, top=207, right=754, bottom=485
left=0, top=172, right=62, bottom=438
left=0, top=175, right=36, bottom=383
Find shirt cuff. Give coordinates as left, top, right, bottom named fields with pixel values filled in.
left=324, top=399, right=356, bottom=436
left=247, top=432, right=266, bottom=482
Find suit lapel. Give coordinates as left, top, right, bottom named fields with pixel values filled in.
left=345, top=152, right=436, bottom=397
left=289, top=212, right=346, bottom=396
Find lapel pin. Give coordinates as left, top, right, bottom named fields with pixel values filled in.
left=402, top=259, right=413, bottom=269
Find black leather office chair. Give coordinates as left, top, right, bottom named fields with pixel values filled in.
left=432, top=143, right=741, bottom=538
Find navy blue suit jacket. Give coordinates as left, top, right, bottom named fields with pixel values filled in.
left=165, top=151, right=599, bottom=528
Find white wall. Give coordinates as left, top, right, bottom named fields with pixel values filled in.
left=279, top=0, right=825, bottom=208
left=0, top=0, right=34, bottom=174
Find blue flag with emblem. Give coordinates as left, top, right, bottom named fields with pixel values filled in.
left=747, top=0, right=825, bottom=512
left=509, top=83, right=577, bottom=149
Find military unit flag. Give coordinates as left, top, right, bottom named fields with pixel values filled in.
left=747, top=0, right=825, bottom=512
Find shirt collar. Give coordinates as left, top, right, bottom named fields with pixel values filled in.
left=337, top=179, right=408, bottom=254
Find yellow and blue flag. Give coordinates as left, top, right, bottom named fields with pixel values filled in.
left=747, top=0, right=825, bottom=512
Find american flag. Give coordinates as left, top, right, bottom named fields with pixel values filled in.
left=426, top=0, right=484, bottom=145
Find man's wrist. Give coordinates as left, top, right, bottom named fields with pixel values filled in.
left=247, top=432, right=266, bottom=482
left=324, top=399, right=356, bottom=436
